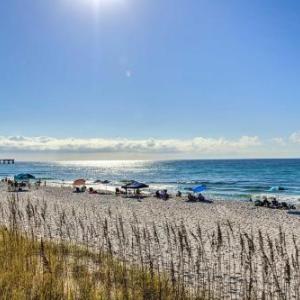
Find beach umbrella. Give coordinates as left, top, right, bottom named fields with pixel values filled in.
left=192, top=185, right=207, bottom=193
left=121, top=181, right=149, bottom=190
left=73, top=179, right=86, bottom=186
left=14, top=173, right=35, bottom=181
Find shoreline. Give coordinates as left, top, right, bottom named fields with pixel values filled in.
left=2, top=158, right=300, bottom=202
left=1, top=184, right=300, bottom=236
left=27, top=179, right=300, bottom=204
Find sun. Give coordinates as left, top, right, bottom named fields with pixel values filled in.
left=65, top=0, right=125, bottom=15
left=86, top=0, right=124, bottom=7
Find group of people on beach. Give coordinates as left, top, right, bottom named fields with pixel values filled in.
left=73, top=184, right=212, bottom=204
left=154, top=189, right=212, bottom=203
left=1, top=177, right=42, bottom=192
left=254, top=196, right=296, bottom=210
left=155, top=190, right=170, bottom=200
left=186, top=192, right=212, bottom=203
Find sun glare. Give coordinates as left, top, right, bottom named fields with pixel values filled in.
left=65, top=0, right=126, bottom=15
left=84, top=0, right=124, bottom=7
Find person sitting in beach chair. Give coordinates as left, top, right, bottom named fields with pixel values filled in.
left=162, top=190, right=169, bottom=200
left=261, top=196, right=270, bottom=207
left=155, top=190, right=169, bottom=200
left=288, top=204, right=296, bottom=210
left=88, top=187, right=97, bottom=194
left=254, top=200, right=263, bottom=207
left=74, top=187, right=80, bottom=193
left=197, top=193, right=206, bottom=202
left=176, top=191, right=182, bottom=197
left=270, top=197, right=279, bottom=208
left=187, top=193, right=197, bottom=202
left=73, top=186, right=86, bottom=193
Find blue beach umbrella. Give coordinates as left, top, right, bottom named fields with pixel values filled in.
left=192, top=185, right=207, bottom=193
left=14, top=173, right=35, bottom=181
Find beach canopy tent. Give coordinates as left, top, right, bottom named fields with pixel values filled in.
left=73, top=179, right=86, bottom=186
left=192, top=185, right=207, bottom=193
left=14, top=173, right=36, bottom=181
left=121, top=181, right=149, bottom=190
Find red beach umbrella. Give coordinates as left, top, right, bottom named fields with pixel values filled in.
left=73, top=179, right=86, bottom=186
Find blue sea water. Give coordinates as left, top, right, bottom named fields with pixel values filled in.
left=1, top=159, right=300, bottom=201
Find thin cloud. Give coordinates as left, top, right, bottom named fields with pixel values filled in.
left=271, top=137, right=286, bottom=146
left=0, top=135, right=261, bottom=154
left=290, top=132, right=300, bottom=144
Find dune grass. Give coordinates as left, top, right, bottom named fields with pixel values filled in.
left=0, top=194, right=299, bottom=299
left=0, top=226, right=191, bottom=300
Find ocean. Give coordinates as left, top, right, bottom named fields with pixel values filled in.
left=1, top=159, right=300, bottom=201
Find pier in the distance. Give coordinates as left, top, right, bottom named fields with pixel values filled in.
left=0, top=159, right=15, bottom=164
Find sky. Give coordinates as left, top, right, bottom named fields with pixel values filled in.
left=0, top=0, right=300, bottom=160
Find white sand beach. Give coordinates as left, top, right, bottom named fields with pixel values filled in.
left=1, top=185, right=299, bottom=241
